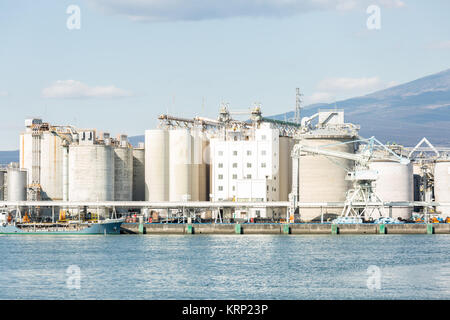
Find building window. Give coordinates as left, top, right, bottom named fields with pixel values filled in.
left=261, top=135, right=266, bottom=140
left=233, top=151, right=238, bottom=156
left=261, top=150, right=266, bottom=156
left=232, top=174, right=237, bottom=179
left=232, top=163, right=238, bottom=168
left=218, top=151, right=223, bottom=156
left=218, top=186, right=223, bottom=191
left=218, top=163, right=223, bottom=168
left=218, top=174, right=223, bottom=180
left=247, top=163, right=251, bottom=168
left=261, top=163, right=266, bottom=168
left=246, top=174, right=252, bottom=179
left=247, top=150, right=252, bottom=156
left=232, top=186, right=235, bottom=191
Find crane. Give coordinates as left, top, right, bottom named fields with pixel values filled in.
left=290, top=136, right=410, bottom=221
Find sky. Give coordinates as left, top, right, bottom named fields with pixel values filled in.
left=0, top=0, right=449, bottom=150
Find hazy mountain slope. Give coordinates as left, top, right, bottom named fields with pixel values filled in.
left=270, top=69, right=450, bottom=147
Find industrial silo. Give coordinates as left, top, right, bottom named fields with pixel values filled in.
left=113, top=145, right=133, bottom=201
left=297, top=134, right=355, bottom=222
left=132, top=144, right=145, bottom=201
left=190, top=129, right=202, bottom=201
left=0, top=171, right=5, bottom=201
left=39, top=131, right=64, bottom=200
left=7, top=168, right=27, bottom=201
left=369, top=160, right=414, bottom=219
left=145, top=129, right=169, bottom=201
left=434, top=160, right=450, bottom=216
left=68, top=144, right=115, bottom=202
left=199, top=132, right=210, bottom=201
left=169, top=129, right=192, bottom=202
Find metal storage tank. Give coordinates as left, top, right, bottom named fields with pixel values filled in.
left=114, top=146, right=133, bottom=201
left=369, top=160, right=414, bottom=219
left=39, top=131, right=64, bottom=200
left=297, top=134, right=355, bottom=222
left=0, top=171, right=5, bottom=201
left=132, top=146, right=145, bottom=201
left=145, top=129, right=169, bottom=201
left=190, top=129, right=202, bottom=201
left=279, top=136, right=293, bottom=201
left=434, top=160, right=450, bottom=216
left=199, top=132, right=210, bottom=201
left=169, top=129, right=192, bottom=202
left=7, top=168, right=27, bottom=201
left=68, top=144, right=115, bottom=202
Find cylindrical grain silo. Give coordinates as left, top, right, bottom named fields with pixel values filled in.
left=169, top=129, right=192, bottom=202
left=145, top=129, right=169, bottom=201
left=434, top=160, right=450, bottom=216
left=190, top=129, right=202, bottom=201
left=132, top=147, right=145, bottom=201
left=0, top=171, right=5, bottom=201
left=297, top=134, right=355, bottom=222
left=7, top=168, right=27, bottom=201
left=39, top=131, right=64, bottom=200
left=369, top=160, right=414, bottom=219
left=68, top=144, right=114, bottom=202
left=114, top=146, right=133, bottom=201
left=199, top=131, right=210, bottom=201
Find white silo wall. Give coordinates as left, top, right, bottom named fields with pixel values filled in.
left=190, top=129, right=203, bottom=201
left=19, top=132, right=33, bottom=186
left=145, top=129, right=169, bottom=201
left=68, top=145, right=115, bottom=202
left=114, top=147, right=133, bottom=201
left=39, top=132, right=64, bottom=200
left=0, top=171, right=4, bottom=201
left=132, top=148, right=145, bottom=201
left=369, top=161, right=414, bottom=219
left=434, top=160, right=450, bottom=216
left=7, top=168, right=27, bottom=201
left=279, top=136, right=293, bottom=201
left=169, top=129, right=192, bottom=202
left=199, top=132, right=210, bottom=201
left=298, top=136, right=355, bottom=221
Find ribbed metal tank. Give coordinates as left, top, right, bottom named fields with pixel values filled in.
left=145, top=129, right=169, bottom=201
left=132, top=147, right=145, bottom=201
left=68, top=145, right=114, bottom=202
left=113, top=146, right=133, bottom=201
left=0, top=171, right=5, bottom=201
left=434, top=160, right=450, bottom=215
left=369, top=160, right=414, bottom=219
left=7, top=168, right=27, bottom=201
left=40, top=132, right=64, bottom=200
left=298, top=135, right=355, bottom=221
left=169, top=129, right=192, bottom=202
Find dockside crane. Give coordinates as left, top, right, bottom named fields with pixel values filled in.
left=290, top=136, right=410, bottom=221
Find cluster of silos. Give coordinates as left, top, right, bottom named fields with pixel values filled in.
left=369, top=159, right=414, bottom=219
left=6, top=166, right=27, bottom=201
left=296, top=133, right=356, bottom=221
left=144, top=128, right=209, bottom=202
left=434, top=159, right=450, bottom=215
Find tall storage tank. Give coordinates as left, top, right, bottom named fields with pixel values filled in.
left=279, top=136, right=293, bottom=201
left=369, top=160, right=414, bottom=219
left=0, top=171, right=5, bottom=201
left=7, top=168, right=27, bottom=201
left=434, top=160, right=450, bottom=216
left=190, top=129, right=202, bottom=201
left=169, top=129, right=192, bottom=202
left=145, top=129, right=169, bottom=201
left=297, top=134, right=355, bottom=221
left=199, top=131, right=210, bottom=201
left=68, top=145, right=114, bottom=202
left=132, top=145, right=145, bottom=201
left=40, top=131, right=64, bottom=200
left=114, top=146, right=133, bottom=201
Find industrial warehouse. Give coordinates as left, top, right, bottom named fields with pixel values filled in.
left=0, top=90, right=449, bottom=234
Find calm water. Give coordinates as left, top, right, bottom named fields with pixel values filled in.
left=0, top=234, right=449, bottom=300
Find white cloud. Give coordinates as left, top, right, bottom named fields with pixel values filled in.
left=306, top=76, right=397, bottom=105
left=42, top=80, right=133, bottom=99
left=89, top=0, right=406, bottom=22
left=428, top=40, right=450, bottom=50
left=317, top=76, right=383, bottom=92
left=0, top=90, right=8, bottom=97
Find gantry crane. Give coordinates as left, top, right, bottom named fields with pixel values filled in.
left=290, top=136, right=410, bottom=221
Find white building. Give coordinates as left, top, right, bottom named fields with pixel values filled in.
left=210, top=123, right=292, bottom=220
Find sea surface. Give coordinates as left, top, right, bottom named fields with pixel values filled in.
left=0, top=234, right=449, bottom=300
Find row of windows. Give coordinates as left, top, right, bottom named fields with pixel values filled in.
left=219, top=174, right=252, bottom=180
left=217, top=150, right=268, bottom=156
left=218, top=162, right=267, bottom=169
